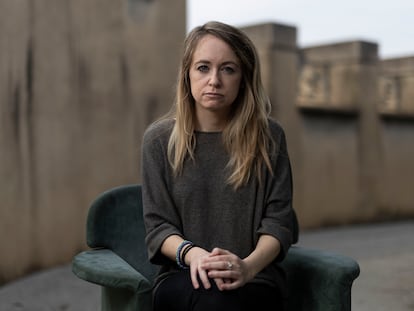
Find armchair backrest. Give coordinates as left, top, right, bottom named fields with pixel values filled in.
left=86, top=184, right=158, bottom=281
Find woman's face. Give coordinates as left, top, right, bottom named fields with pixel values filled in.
left=189, top=34, right=242, bottom=127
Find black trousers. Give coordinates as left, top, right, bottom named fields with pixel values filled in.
left=153, top=270, right=285, bottom=311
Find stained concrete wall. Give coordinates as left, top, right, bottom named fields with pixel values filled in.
left=0, top=0, right=185, bottom=284
left=378, top=57, right=414, bottom=217
left=242, top=23, right=414, bottom=229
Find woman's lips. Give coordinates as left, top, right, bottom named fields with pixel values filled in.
left=204, top=92, right=223, bottom=98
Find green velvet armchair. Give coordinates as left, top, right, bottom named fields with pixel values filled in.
left=72, top=184, right=360, bottom=311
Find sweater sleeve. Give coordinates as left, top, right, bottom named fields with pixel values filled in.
left=141, top=121, right=183, bottom=265
left=257, top=122, right=294, bottom=262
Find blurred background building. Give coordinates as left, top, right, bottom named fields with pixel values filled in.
left=0, top=0, right=413, bottom=285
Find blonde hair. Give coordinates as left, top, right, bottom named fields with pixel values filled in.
left=167, top=21, right=274, bottom=189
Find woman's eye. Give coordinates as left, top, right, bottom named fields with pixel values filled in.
left=197, top=65, right=209, bottom=72
left=222, top=66, right=235, bottom=74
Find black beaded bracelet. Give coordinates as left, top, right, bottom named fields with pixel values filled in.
left=181, top=243, right=196, bottom=267
left=176, top=240, right=193, bottom=269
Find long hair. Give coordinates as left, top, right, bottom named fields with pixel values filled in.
left=167, top=21, right=274, bottom=189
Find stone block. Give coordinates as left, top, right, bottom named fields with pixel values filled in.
left=379, top=57, right=414, bottom=117
left=241, top=22, right=297, bottom=50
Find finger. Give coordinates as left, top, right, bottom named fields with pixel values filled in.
left=207, top=269, right=233, bottom=281
left=201, top=260, right=226, bottom=271
left=197, top=266, right=212, bottom=289
left=209, top=248, right=231, bottom=256
left=219, top=280, right=240, bottom=291
left=213, top=277, right=225, bottom=291
left=209, top=248, right=221, bottom=256
left=202, top=255, right=233, bottom=266
left=190, top=266, right=200, bottom=289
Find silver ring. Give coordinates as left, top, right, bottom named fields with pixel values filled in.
left=226, top=261, right=233, bottom=270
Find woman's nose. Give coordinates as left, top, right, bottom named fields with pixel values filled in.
left=208, top=70, right=221, bottom=87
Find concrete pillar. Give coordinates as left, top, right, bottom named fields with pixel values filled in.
left=297, top=41, right=380, bottom=226
left=241, top=23, right=306, bottom=226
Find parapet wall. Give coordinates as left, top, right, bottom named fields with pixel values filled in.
left=379, top=56, right=414, bottom=117
left=378, top=57, right=414, bottom=217
left=242, top=24, right=414, bottom=228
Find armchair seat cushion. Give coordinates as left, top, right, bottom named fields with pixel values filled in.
left=72, top=249, right=152, bottom=293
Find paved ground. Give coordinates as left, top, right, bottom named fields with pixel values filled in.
left=299, top=220, right=414, bottom=311
left=0, top=220, right=413, bottom=311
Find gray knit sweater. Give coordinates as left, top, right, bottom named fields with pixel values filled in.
left=141, top=117, right=294, bottom=294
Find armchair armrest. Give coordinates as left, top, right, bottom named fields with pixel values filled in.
left=72, top=249, right=152, bottom=294
left=282, top=246, right=360, bottom=311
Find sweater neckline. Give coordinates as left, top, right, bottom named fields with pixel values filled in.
left=194, top=130, right=222, bottom=135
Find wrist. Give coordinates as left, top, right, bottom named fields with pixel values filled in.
left=243, top=257, right=260, bottom=281
left=181, top=243, right=196, bottom=266
left=176, top=240, right=193, bottom=269
left=184, top=246, right=203, bottom=266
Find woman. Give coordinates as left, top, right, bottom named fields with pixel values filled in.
left=141, top=21, right=295, bottom=311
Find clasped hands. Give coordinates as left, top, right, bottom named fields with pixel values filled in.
left=186, top=247, right=253, bottom=291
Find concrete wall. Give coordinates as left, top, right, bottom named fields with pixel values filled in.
left=0, top=0, right=185, bottom=284
left=378, top=57, right=414, bottom=217
left=242, top=24, right=414, bottom=229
